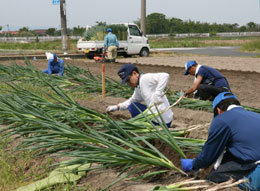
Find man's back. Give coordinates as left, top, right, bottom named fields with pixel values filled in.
left=104, top=33, right=118, bottom=47
left=197, top=66, right=229, bottom=89
left=212, top=107, right=260, bottom=162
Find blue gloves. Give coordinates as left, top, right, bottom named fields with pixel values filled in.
left=181, top=159, right=193, bottom=172
left=177, top=91, right=184, bottom=97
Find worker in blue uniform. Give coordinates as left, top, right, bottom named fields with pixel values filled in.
left=184, top=60, right=230, bottom=100
left=104, top=28, right=119, bottom=63
left=181, top=92, right=260, bottom=190
left=43, top=53, right=64, bottom=76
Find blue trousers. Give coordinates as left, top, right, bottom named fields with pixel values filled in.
left=43, top=69, right=64, bottom=76
left=128, top=102, right=172, bottom=128
left=239, top=165, right=260, bottom=191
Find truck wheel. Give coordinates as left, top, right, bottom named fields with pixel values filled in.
left=140, top=48, right=149, bottom=57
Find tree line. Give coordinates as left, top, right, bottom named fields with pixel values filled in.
left=139, top=13, right=260, bottom=35
left=0, top=26, right=85, bottom=37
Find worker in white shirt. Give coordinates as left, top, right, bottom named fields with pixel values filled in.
left=106, top=63, right=173, bottom=127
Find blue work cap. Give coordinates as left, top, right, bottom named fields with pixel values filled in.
left=53, top=53, right=57, bottom=59
left=117, top=63, right=137, bottom=84
left=184, top=60, right=197, bottom=75
left=107, top=28, right=112, bottom=32
left=213, top=92, right=238, bottom=110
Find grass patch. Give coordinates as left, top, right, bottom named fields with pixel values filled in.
left=0, top=40, right=78, bottom=52
left=241, top=39, right=260, bottom=52
left=149, top=36, right=260, bottom=50
left=0, top=137, right=53, bottom=191
left=0, top=135, right=93, bottom=191
left=150, top=38, right=200, bottom=48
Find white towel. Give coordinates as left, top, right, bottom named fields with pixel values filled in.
left=214, top=151, right=224, bottom=170
left=45, top=52, right=54, bottom=60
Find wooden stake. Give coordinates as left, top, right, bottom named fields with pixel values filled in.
left=102, top=63, right=105, bottom=100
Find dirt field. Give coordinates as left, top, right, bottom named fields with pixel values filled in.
left=4, top=53, right=260, bottom=190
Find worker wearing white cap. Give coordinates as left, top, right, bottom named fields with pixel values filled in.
left=43, top=53, right=64, bottom=76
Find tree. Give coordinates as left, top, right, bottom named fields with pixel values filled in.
left=146, top=13, right=168, bottom=34
left=232, top=23, right=239, bottom=31
left=46, top=28, right=57, bottom=36
left=96, top=21, right=106, bottom=26
left=239, top=26, right=247, bottom=32
left=247, top=22, right=257, bottom=31
left=72, top=26, right=86, bottom=36
left=19, top=27, right=30, bottom=33
left=18, top=27, right=35, bottom=37
left=168, top=17, right=184, bottom=33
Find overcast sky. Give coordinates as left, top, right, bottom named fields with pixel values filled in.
left=1, top=0, right=260, bottom=31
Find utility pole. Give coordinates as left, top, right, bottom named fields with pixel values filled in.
left=60, top=0, right=68, bottom=50
left=141, top=0, right=146, bottom=36
left=3, top=24, right=10, bottom=39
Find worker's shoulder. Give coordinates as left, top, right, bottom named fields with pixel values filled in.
left=57, top=57, right=64, bottom=61
left=140, top=72, right=169, bottom=80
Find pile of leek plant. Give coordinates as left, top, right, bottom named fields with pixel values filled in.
left=64, top=64, right=132, bottom=97
left=152, top=179, right=209, bottom=191
left=0, top=81, right=205, bottom=189
left=152, top=178, right=248, bottom=191
left=0, top=80, right=204, bottom=153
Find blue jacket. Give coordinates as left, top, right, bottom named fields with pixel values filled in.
left=193, top=107, right=260, bottom=171
left=104, top=32, right=119, bottom=48
left=47, top=58, right=64, bottom=76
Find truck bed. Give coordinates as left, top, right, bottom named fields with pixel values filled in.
left=77, top=40, right=128, bottom=51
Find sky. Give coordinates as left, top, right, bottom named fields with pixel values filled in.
left=0, top=0, right=260, bottom=31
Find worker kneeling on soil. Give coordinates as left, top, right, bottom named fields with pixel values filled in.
left=184, top=60, right=230, bottom=101
left=104, top=28, right=119, bottom=63
left=43, top=53, right=64, bottom=76
left=181, top=92, right=260, bottom=190
left=106, top=63, right=173, bottom=128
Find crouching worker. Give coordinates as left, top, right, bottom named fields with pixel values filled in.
left=106, top=63, right=173, bottom=128
left=43, top=53, right=64, bottom=76
left=181, top=92, right=260, bottom=190
left=184, top=60, right=230, bottom=101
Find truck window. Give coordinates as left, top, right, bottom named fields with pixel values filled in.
left=129, top=25, right=142, bottom=36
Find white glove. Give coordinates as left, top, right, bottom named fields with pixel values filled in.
left=106, top=105, right=118, bottom=112
left=151, top=92, right=163, bottom=105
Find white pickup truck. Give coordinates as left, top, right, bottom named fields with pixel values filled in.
left=77, top=23, right=150, bottom=59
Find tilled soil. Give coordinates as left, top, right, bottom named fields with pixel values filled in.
left=3, top=54, right=259, bottom=191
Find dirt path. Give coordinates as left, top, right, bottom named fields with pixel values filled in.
left=118, top=54, right=260, bottom=73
